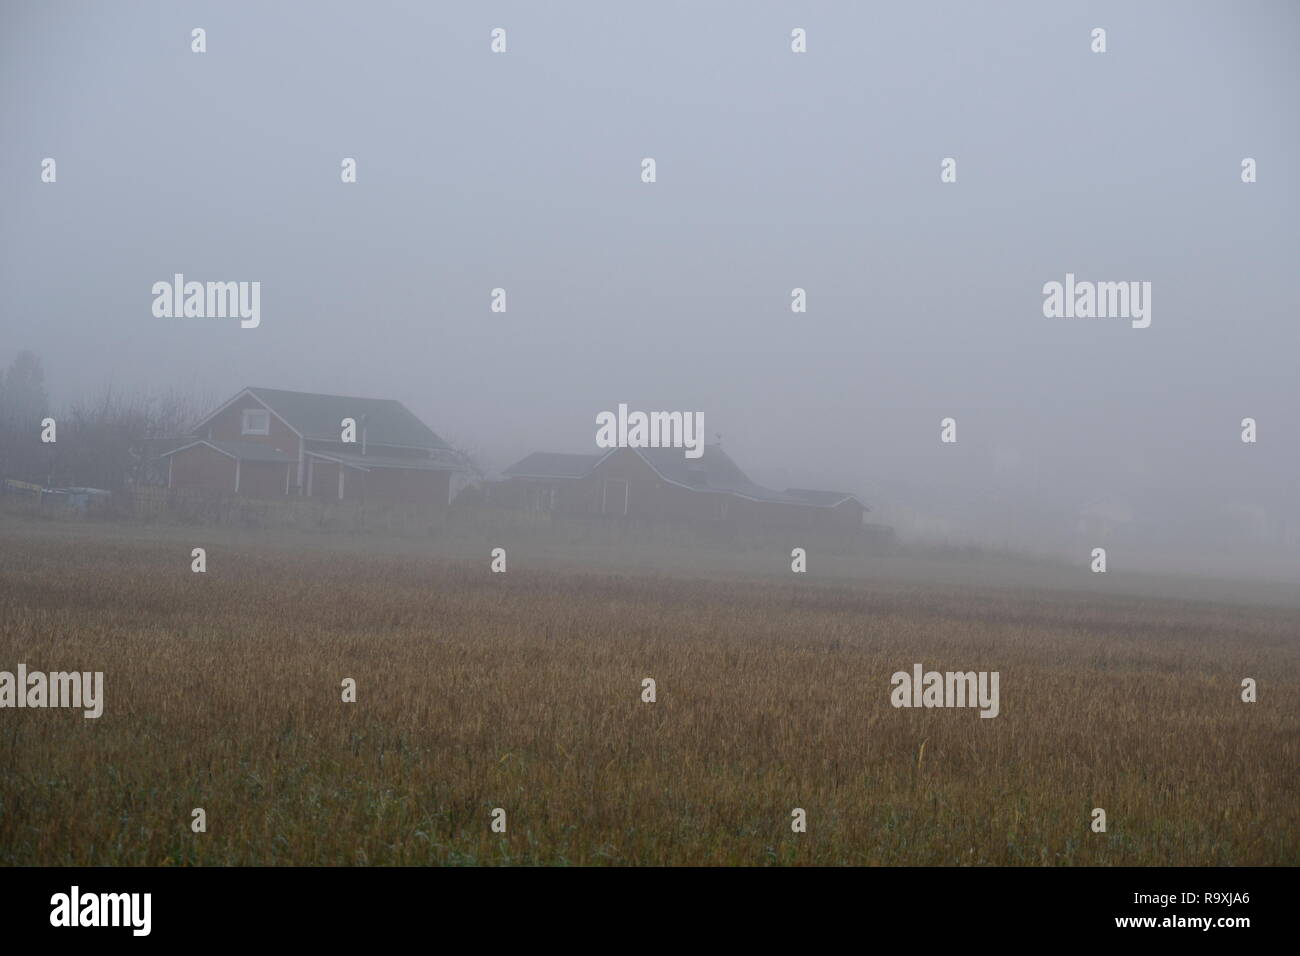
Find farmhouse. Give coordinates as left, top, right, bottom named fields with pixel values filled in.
left=161, top=387, right=464, bottom=506
left=494, top=445, right=866, bottom=532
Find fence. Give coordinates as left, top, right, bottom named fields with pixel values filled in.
left=7, top=481, right=894, bottom=553
left=118, top=485, right=463, bottom=534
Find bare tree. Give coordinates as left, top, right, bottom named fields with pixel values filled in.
left=50, top=386, right=206, bottom=491
left=441, top=435, right=489, bottom=505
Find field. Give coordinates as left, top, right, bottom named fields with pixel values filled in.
left=1, top=515, right=1296, bottom=866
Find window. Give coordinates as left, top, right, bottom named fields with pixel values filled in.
left=241, top=408, right=270, bottom=435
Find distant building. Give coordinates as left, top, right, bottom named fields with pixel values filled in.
left=161, top=387, right=464, bottom=506
left=494, top=445, right=866, bottom=532
left=494, top=452, right=604, bottom=513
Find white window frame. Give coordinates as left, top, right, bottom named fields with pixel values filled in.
left=241, top=408, right=270, bottom=436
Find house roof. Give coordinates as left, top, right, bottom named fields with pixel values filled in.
left=627, top=446, right=788, bottom=502
left=506, top=445, right=867, bottom=510
left=306, top=449, right=464, bottom=472
left=161, top=439, right=297, bottom=464
left=193, top=387, right=450, bottom=450
left=784, top=488, right=865, bottom=509
left=135, top=436, right=193, bottom=455
left=502, top=452, right=604, bottom=479
left=619, top=446, right=854, bottom=506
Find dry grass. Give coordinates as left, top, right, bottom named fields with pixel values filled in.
left=1, top=519, right=1296, bottom=866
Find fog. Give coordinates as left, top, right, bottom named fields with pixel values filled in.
left=3, top=1, right=1298, bottom=578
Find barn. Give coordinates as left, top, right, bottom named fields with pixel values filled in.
left=161, top=387, right=464, bottom=507
left=491, top=452, right=603, bottom=513
left=495, top=445, right=866, bottom=532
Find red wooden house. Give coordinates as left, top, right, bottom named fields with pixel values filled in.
left=161, top=387, right=463, bottom=507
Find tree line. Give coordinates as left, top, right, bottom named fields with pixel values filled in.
left=0, top=351, right=206, bottom=492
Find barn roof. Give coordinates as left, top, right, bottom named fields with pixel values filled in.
left=502, top=452, right=603, bottom=479
left=622, top=446, right=859, bottom=506
left=629, top=446, right=794, bottom=502
left=507, top=444, right=868, bottom=510
left=249, top=387, right=449, bottom=448
left=784, top=488, right=865, bottom=508
left=193, top=387, right=450, bottom=450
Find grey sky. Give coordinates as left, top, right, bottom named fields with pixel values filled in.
left=3, top=1, right=1298, bottom=574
